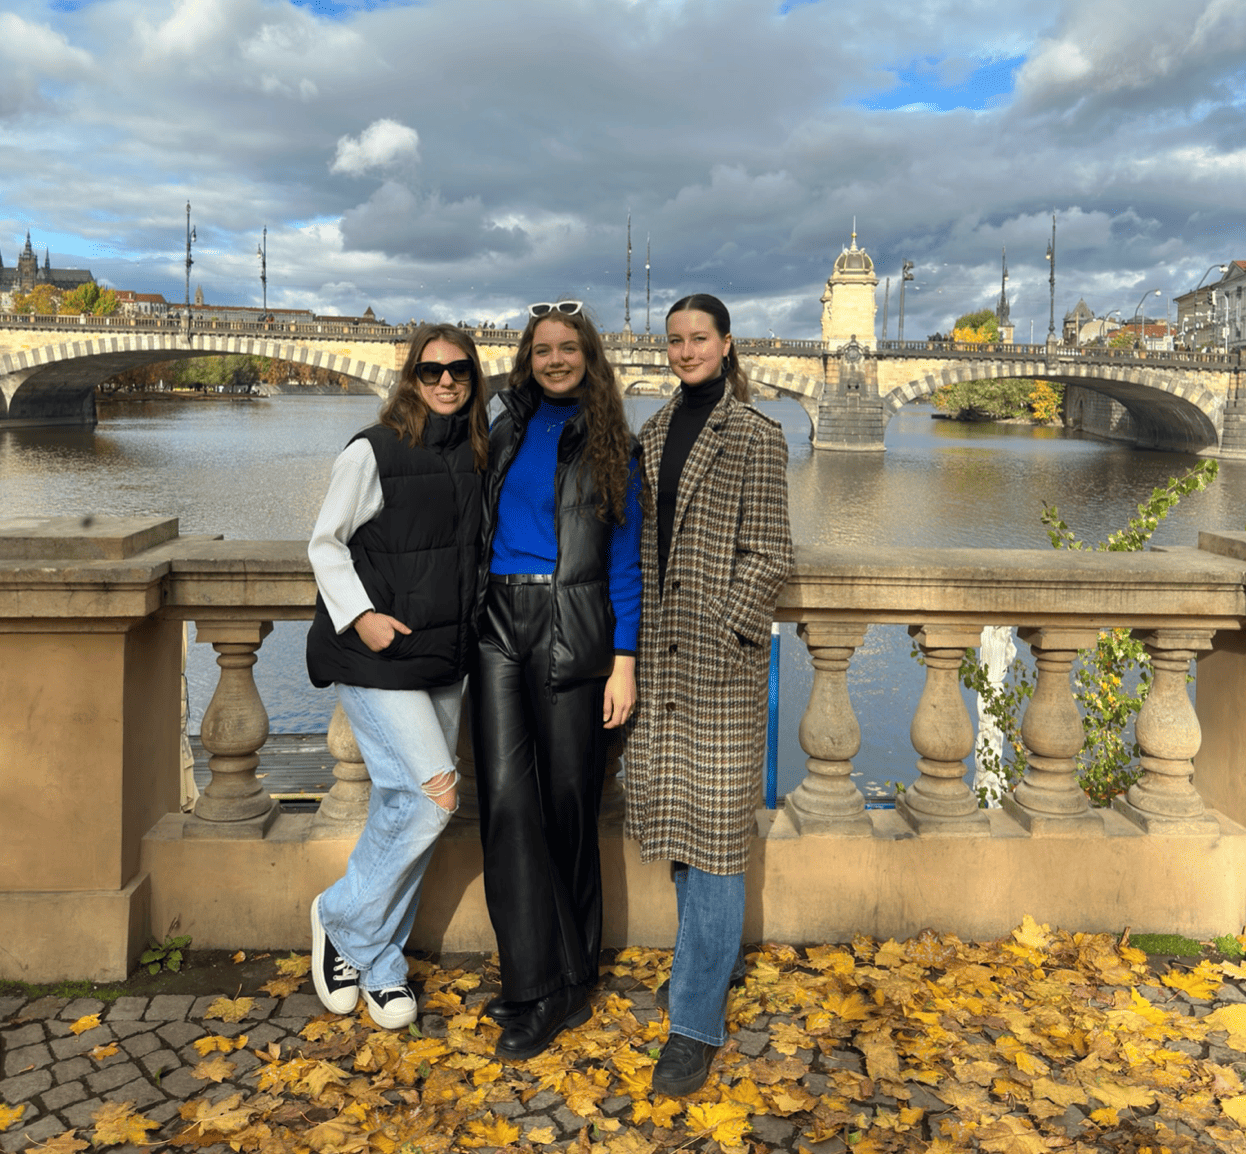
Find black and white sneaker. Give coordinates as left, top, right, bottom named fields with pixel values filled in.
left=362, top=984, right=418, bottom=1030
left=310, top=896, right=359, bottom=1015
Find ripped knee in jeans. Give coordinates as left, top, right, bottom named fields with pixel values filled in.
left=422, top=769, right=459, bottom=812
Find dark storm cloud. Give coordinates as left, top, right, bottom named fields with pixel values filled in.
left=0, top=0, right=1241, bottom=340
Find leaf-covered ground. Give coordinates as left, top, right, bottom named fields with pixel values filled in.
left=9, top=919, right=1246, bottom=1154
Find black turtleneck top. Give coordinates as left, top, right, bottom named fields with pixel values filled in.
left=656, top=373, right=727, bottom=592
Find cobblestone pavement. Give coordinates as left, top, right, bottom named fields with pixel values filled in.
left=3, top=946, right=1246, bottom=1153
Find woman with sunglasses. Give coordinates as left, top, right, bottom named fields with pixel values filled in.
left=473, top=300, right=642, bottom=1061
left=627, top=293, right=793, bottom=1096
left=305, top=322, right=489, bottom=1030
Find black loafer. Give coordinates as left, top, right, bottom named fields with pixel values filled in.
left=495, top=985, right=592, bottom=1061
left=651, top=1032, right=718, bottom=1097
left=483, top=995, right=534, bottom=1023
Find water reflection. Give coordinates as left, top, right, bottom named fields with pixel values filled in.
left=6, top=394, right=1245, bottom=796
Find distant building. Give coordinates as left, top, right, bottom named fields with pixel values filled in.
left=114, top=291, right=169, bottom=318
left=1062, top=299, right=1094, bottom=345
left=1174, top=261, right=1246, bottom=351
left=0, top=231, right=95, bottom=301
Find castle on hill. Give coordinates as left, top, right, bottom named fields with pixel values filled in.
left=0, top=231, right=95, bottom=301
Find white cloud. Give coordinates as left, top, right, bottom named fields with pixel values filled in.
left=330, top=119, right=420, bottom=176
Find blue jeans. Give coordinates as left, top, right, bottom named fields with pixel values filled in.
left=317, top=680, right=461, bottom=991
left=668, top=864, right=747, bottom=1046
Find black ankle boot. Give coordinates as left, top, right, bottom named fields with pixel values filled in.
left=495, top=984, right=592, bottom=1061
left=651, top=1033, right=718, bottom=1096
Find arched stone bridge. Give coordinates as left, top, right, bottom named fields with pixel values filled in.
left=1, top=316, right=1241, bottom=456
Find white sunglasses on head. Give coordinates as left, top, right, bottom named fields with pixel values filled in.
left=528, top=301, right=583, bottom=319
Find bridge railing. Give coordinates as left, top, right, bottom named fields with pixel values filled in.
left=0, top=312, right=406, bottom=342
left=5, top=518, right=1246, bottom=976
left=876, top=337, right=1241, bottom=368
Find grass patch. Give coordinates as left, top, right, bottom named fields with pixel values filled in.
left=0, top=978, right=129, bottom=1002
left=1129, top=934, right=1205, bottom=957
left=1214, top=934, right=1245, bottom=959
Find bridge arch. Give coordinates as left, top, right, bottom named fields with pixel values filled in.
left=0, top=333, right=400, bottom=422
left=880, top=359, right=1222, bottom=454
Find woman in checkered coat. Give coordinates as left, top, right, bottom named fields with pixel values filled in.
left=626, top=293, right=793, bottom=1096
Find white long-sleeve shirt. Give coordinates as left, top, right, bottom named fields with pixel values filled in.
left=307, top=438, right=386, bottom=634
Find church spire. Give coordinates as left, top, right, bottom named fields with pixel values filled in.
left=22, top=230, right=33, bottom=258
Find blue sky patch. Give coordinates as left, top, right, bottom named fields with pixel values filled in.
left=289, top=0, right=413, bottom=16
left=858, top=54, right=1024, bottom=112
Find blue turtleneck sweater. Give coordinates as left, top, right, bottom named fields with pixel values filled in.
left=490, top=396, right=642, bottom=654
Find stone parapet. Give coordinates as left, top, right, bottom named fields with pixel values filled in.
left=5, top=517, right=1246, bottom=980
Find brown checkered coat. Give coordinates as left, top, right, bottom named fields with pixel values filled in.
left=625, top=391, right=793, bottom=876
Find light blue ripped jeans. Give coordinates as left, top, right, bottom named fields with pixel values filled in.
left=317, top=680, right=462, bottom=991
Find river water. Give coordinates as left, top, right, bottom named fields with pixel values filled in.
left=5, top=393, right=1245, bottom=798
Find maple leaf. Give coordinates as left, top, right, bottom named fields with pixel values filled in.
left=1029, top=1076, right=1088, bottom=1107
left=724, top=1078, right=767, bottom=1112
left=177, top=1092, right=255, bottom=1136
left=472, top=1061, right=504, bottom=1086
left=1011, top=915, right=1053, bottom=953
left=191, top=1055, right=236, bottom=1083
left=203, top=995, right=255, bottom=1022
left=857, top=1032, right=901, bottom=1083
left=976, top=1114, right=1049, bottom=1154
left=261, top=974, right=305, bottom=998
left=192, top=1033, right=248, bottom=1056
left=305, top=1117, right=368, bottom=1152
left=26, top=1133, right=88, bottom=1153
left=1222, top=1095, right=1246, bottom=1125
left=631, top=1096, right=682, bottom=1129
left=90, top=1101, right=160, bottom=1147
left=423, top=988, right=464, bottom=1016
left=231, top=950, right=246, bottom=964
left=765, top=1083, right=819, bottom=1115
left=1205, top=1004, right=1246, bottom=1050
left=461, top=1112, right=521, bottom=1148
left=687, top=1100, right=751, bottom=1146
left=1162, top=960, right=1223, bottom=1000
left=68, top=1014, right=100, bottom=1036
left=768, top=1021, right=811, bottom=1055
left=1082, top=1077, right=1156, bottom=1109
left=525, top=1124, right=558, bottom=1144
left=275, top=951, right=311, bottom=977
left=87, top=1043, right=119, bottom=1062
left=562, top=1069, right=612, bottom=1116
left=0, top=1103, right=24, bottom=1132
left=1089, top=1106, right=1120, bottom=1126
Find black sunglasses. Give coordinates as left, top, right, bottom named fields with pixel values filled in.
left=528, top=301, right=583, bottom=319
left=414, top=359, right=474, bottom=386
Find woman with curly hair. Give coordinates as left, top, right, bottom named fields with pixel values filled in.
left=473, top=301, right=641, bottom=1060
left=306, top=323, right=489, bottom=1030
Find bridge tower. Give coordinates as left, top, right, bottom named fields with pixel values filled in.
left=820, top=228, right=878, bottom=350
left=815, top=230, right=886, bottom=450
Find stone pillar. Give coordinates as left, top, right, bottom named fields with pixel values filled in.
left=1002, top=628, right=1103, bottom=834
left=782, top=624, right=871, bottom=834
left=312, top=701, right=370, bottom=830
left=897, top=625, right=988, bottom=834
left=1115, top=630, right=1218, bottom=834
left=189, top=620, right=278, bottom=837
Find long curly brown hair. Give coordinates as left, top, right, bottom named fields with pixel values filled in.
left=666, top=293, right=750, bottom=402
left=509, top=309, right=633, bottom=524
left=380, top=323, right=490, bottom=470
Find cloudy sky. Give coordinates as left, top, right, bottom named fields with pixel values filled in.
left=1, top=0, right=1243, bottom=341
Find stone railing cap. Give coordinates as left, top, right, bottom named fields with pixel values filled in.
left=0, top=516, right=178, bottom=561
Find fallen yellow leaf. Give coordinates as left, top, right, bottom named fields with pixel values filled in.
left=192, top=1055, right=236, bottom=1083
left=90, top=1101, right=160, bottom=1147
left=68, top=1013, right=100, bottom=1036
left=0, top=1103, right=25, bottom=1132
left=87, top=1043, right=119, bottom=1062
left=203, top=995, right=255, bottom=1023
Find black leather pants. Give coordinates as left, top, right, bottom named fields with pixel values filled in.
left=472, top=578, right=607, bottom=1002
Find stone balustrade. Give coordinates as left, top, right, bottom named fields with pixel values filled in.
left=4, top=516, right=1246, bottom=981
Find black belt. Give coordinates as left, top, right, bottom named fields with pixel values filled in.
left=490, top=572, right=553, bottom=585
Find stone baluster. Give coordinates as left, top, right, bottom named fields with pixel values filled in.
left=897, top=625, right=988, bottom=834
left=1002, top=628, right=1104, bottom=834
left=783, top=624, right=872, bottom=835
left=189, top=620, right=278, bottom=837
left=1115, top=629, right=1218, bottom=834
left=312, top=702, right=371, bottom=830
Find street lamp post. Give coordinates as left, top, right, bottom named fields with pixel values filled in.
left=1133, top=289, right=1161, bottom=350
left=257, top=227, right=267, bottom=318
left=1045, top=213, right=1056, bottom=340
left=898, top=260, right=914, bottom=341
left=184, top=202, right=196, bottom=332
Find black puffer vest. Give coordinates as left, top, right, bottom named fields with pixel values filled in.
left=306, top=415, right=481, bottom=690
left=479, top=384, right=635, bottom=690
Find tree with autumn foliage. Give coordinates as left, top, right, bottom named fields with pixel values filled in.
left=11, top=283, right=62, bottom=315
left=60, top=282, right=118, bottom=316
